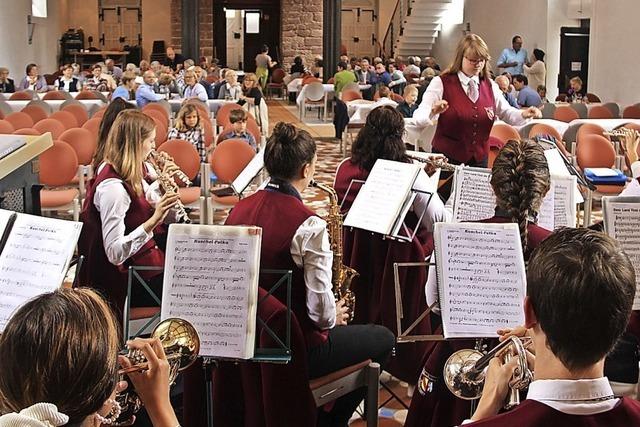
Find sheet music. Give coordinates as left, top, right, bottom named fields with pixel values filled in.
left=603, top=198, right=640, bottom=310
left=0, top=209, right=13, bottom=239
left=344, top=159, right=420, bottom=235
left=452, top=167, right=496, bottom=222
left=0, top=213, right=82, bottom=332
left=544, top=148, right=584, bottom=203
left=232, top=150, right=264, bottom=193
left=552, top=175, right=577, bottom=228
left=435, top=222, right=526, bottom=338
left=161, top=224, right=261, bottom=359
left=538, top=184, right=555, bottom=231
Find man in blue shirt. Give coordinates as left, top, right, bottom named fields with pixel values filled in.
left=513, top=74, right=542, bottom=108
left=135, top=70, right=164, bottom=108
left=495, top=75, right=519, bottom=108
left=497, top=35, right=528, bottom=75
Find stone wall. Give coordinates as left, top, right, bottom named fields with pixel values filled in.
left=280, top=0, right=324, bottom=69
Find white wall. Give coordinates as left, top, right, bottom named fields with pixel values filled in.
left=0, top=0, right=65, bottom=79
left=589, top=0, right=640, bottom=106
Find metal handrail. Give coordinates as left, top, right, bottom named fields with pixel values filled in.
left=382, top=0, right=412, bottom=60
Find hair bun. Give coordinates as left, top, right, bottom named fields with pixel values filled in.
left=272, top=122, right=298, bottom=145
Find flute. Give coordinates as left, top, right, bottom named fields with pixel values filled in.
left=406, top=154, right=458, bottom=172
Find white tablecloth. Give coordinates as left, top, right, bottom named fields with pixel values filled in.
left=295, top=84, right=335, bottom=107
left=5, top=99, right=105, bottom=113
left=346, top=99, right=398, bottom=123
left=0, top=92, right=110, bottom=101
left=168, top=99, right=237, bottom=114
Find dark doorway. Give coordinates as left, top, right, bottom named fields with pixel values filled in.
left=213, top=1, right=281, bottom=70
left=558, top=26, right=590, bottom=94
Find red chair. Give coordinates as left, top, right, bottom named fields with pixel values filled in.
left=151, top=117, right=168, bottom=145
left=39, top=140, right=80, bottom=221
left=266, top=68, right=286, bottom=99
left=487, top=136, right=505, bottom=169
left=20, top=105, right=48, bottom=124
left=143, top=109, right=169, bottom=129
left=62, top=104, right=89, bottom=126
left=75, top=91, right=100, bottom=100
left=489, top=123, right=520, bottom=144
left=34, top=118, right=66, bottom=139
left=0, top=120, right=15, bottom=134
left=49, top=111, right=79, bottom=129
left=588, top=105, right=613, bottom=119
left=529, top=122, right=570, bottom=157
left=577, top=123, right=609, bottom=143
left=216, top=103, right=244, bottom=128
left=585, top=93, right=601, bottom=103
left=142, top=103, right=170, bottom=123
left=341, top=90, right=362, bottom=102
left=82, top=117, right=102, bottom=138
left=9, top=91, right=34, bottom=101
left=60, top=127, right=97, bottom=196
left=5, top=112, right=34, bottom=130
left=555, top=94, right=568, bottom=102
left=92, top=106, right=108, bottom=119
left=553, top=105, right=580, bottom=123
left=623, top=105, right=640, bottom=119
left=200, top=117, right=215, bottom=149
left=391, top=92, right=404, bottom=103
left=43, top=91, right=68, bottom=101
left=13, top=128, right=41, bottom=136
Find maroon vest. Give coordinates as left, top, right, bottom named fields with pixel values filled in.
left=78, top=164, right=164, bottom=314
left=467, top=398, right=640, bottom=426
left=432, top=73, right=496, bottom=163
left=225, top=189, right=329, bottom=349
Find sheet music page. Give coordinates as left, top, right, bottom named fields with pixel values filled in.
left=0, top=209, right=14, bottom=239
left=232, top=150, right=264, bottom=193
left=544, top=149, right=584, bottom=203
left=344, top=159, right=420, bottom=235
left=538, top=184, right=555, bottom=231
left=452, top=167, right=496, bottom=222
left=0, top=214, right=82, bottom=332
left=603, top=198, right=640, bottom=309
left=161, top=224, right=261, bottom=359
left=552, top=175, right=577, bottom=228
left=435, top=222, right=526, bottom=338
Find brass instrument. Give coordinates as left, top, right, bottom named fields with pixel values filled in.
left=442, top=337, right=532, bottom=409
left=604, top=128, right=640, bottom=141
left=407, top=154, right=458, bottom=172
left=312, top=181, right=359, bottom=322
left=148, top=149, right=192, bottom=224
left=115, top=318, right=200, bottom=424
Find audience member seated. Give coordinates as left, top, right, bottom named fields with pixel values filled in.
left=290, top=56, right=306, bottom=76
left=537, top=85, right=549, bottom=103
left=83, top=64, right=109, bottom=92
left=71, top=62, right=85, bottom=84
left=150, top=61, right=162, bottom=75
left=0, top=288, right=180, bottom=427
left=0, top=67, right=15, bottom=93
left=423, top=56, right=441, bottom=72
left=155, top=73, right=179, bottom=98
left=217, top=69, right=242, bottom=100
left=111, top=72, right=136, bottom=101
left=387, top=62, right=406, bottom=93
left=136, top=70, right=164, bottom=108
left=514, top=74, right=542, bottom=107
left=18, top=63, right=48, bottom=92
left=194, top=66, right=214, bottom=99
left=54, top=64, right=80, bottom=92
left=421, top=67, right=436, bottom=85
left=238, top=72, right=264, bottom=115
left=464, top=227, right=640, bottom=426
left=182, top=69, right=208, bottom=102
left=567, top=76, right=587, bottom=102
left=97, top=63, right=117, bottom=91
left=354, top=57, right=375, bottom=84
left=168, top=103, right=207, bottom=162
left=495, top=75, right=519, bottom=108
left=310, top=56, right=323, bottom=79
left=104, top=58, right=123, bottom=83
left=396, top=84, right=419, bottom=118
left=212, top=68, right=227, bottom=99
left=217, top=108, right=257, bottom=151
left=136, top=60, right=151, bottom=84
left=333, top=61, right=357, bottom=96
left=403, top=56, right=421, bottom=78
left=372, top=62, right=391, bottom=87
left=163, top=46, right=186, bottom=71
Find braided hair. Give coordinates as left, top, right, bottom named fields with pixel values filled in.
left=490, top=139, right=550, bottom=252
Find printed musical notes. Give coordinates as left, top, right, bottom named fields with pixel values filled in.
left=603, top=197, right=640, bottom=309
left=434, top=222, right=526, bottom=338
left=538, top=175, right=577, bottom=231
left=161, top=224, right=261, bottom=359
left=452, top=167, right=496, bottom=222
left=0, top=210, right=82, bottom=332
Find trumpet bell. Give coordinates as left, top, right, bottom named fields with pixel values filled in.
left=154, top=317, right=200, bottom=371
left=443, top=349, right=485, bottom=400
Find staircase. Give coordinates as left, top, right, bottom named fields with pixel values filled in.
left=386, top=0, right=456, bottom=59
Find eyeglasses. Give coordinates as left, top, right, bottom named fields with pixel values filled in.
left=464, top=57, right=486, bottom=64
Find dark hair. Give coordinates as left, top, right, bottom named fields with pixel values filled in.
left=351, top=105, right=408, bottom=171
left=490, top=139, right=550, bottom=252
left=25, top=63, right=37, bottom=75
left=533, top=48, right=545, bottom=62
left=512, top=35, right=522, bottom=43
left=93, top=97, right=136, bottom=169
left=92, top=64, right=102, bottom=71
left=264, top=122, right=316, bottom=180
left=261, top=44, right=269, bottom=53
left=527, top=227, right=636, bottom=371
left=294, top=56, right=303, bottom=66
left=337, top=61, right=348, bottom=70
left=0, top=288, right=120, bottom=425
left=513, top=74, right=528, bottom=85
left=229, top=108, right=248, bottom=124
left=537, top=85, right=546, bottom=92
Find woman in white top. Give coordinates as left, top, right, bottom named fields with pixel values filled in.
left=217, top=69, right=242, bottom=100
left=54, top=64, right=80, bottom=92
left=182, top=69, right=208, bottom=101
left=524, top=48, right=546, bottom=92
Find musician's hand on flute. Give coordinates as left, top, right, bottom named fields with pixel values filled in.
left=144, top=192, right=180, bottom=233
left=335, top=299, right=350, bottom=326
left=621, top=128, right=640, bottom=165
left=470, top=357, right=519, bottom=422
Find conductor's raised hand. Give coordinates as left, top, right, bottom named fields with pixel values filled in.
left=431, top=100, right=449, bottom=116
left=522, top=106, right=542, bottom=119
left=335, top=298, right=350, bottom=326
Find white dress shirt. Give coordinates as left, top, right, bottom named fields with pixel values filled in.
left=413, top=71, right=529, bottom=128
left=620, top=162, right=640, bottom=196
left=290, top=216, right=337, bottom=330
left=461, top=377, right=619, bottom=424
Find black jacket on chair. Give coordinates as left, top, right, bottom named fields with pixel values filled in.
left=0, top=78, right=15, bottom=93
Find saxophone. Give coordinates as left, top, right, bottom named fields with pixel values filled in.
left=312, top=181, right=358, bottom=322
left=148, top=150, right=192, bottom=224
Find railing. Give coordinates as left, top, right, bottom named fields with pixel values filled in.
left=381, top=0, right=412, bottom=60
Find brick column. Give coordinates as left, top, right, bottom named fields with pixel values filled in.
left=199, top=0, right=214, bottom=59
left=280, top=0, right=324, bottom=70
left=170, top=0, right=182, bottom=50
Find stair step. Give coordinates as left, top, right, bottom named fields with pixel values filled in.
left=397, top=37, right=437, bottom=46
left=399, top=32, right=439, bottom=41
left=404, top=21, right=441, bottom=30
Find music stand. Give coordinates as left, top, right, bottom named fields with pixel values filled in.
left=124, top=265, right=163, bottom=341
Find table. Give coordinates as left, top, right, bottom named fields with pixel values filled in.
left=73, top=51, right=129, bottom=69
left=346, top=99, right=398, bottom=123
left=295, top=83, right=335, bottom=107
left=5, top=99, right=105, bottom=113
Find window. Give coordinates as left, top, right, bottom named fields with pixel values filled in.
left=32, top=0, right=47, bottom=18
left=246, top=11, right=260, bottom=34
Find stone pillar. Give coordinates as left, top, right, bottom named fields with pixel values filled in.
left=280, top=0, right=324, bottom=70
left=181, top=0, right=199, bottom=60
left=323, top=0, right=341, bottom=83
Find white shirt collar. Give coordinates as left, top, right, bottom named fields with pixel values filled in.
left=457, top=71, right=479, bottom=87
left=526, top=377, right=618, bottom=415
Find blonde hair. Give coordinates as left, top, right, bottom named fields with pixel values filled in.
left=243, top=72, right=259, bottom=86
left=103, top=110, right=156, bottom=195
left=403, top=84, right=418, bottom=96
left=570, top=76, right=583, bottom=86
left=446, top=33, right=492, bottom=80
left=174, top=103, right=201, bottom=132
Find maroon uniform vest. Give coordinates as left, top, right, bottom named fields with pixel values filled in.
left=467, top=398, right=640, bottom=426
left=78, top=164, right=164, bottom=314
left=432, top=73, right=496, bottom=163
left=225, top=189, right=329, bottom=349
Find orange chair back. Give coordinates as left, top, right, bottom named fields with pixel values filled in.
left=487, top=136, right=505, bottom=169
left=216, top=103, right=244, bottom=127
left=43, top=91, right=68, bottom=101
left=151, top=117, right=168, bottom=144
left=489, top=123, right=520, bottom=144
left=62, top=104, right=89, bottom=126
left=585, top=93, right=601, bottom=103
left=210, top=138, right=256, bottom=183
left=13, top=128, right=41, bottom=136
left=34, top=118, right=66, bottom=139
left=0, top=119, right=15, bottom=134
left=49, top=111, right=79, bottom=130
left=39, top=140, right=79, bottom=186
left=622, top=122, right=640, bottom=132
left=553, top=106, right=579, bottom=123
left=577, top=123, right=608, bottom=144
left=92, top=106, right=107, bottom=119
left=75, top=91, right=99, bottom=100
left=82, top=117, right=102, bottom=138
left=21, top=105, right=48, bottom=124
left=157, top=139, right=200, bottom=184
left=5, top=112, right=34, bottom=130
left=528, top=123, right=563, bottom=143
left=143, top=109, right=168, bottom=128
left=9, top=91, right=33, bottom=101
left=60, top=128, right=96, bottom=165
left=588, top=105, right=613, bottom=119
left=142, top=103, right=170, bottom=123
left=200, top=118, right=215, bottom=148
left=623, top=106, right=640, bottom=119
left=576, top=134, right=616, bottom=169
left=341, top=90, right=362, bottom=102
left=271, top=68, right=286, bottom=84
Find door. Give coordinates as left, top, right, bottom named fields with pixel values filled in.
left=341, top=8, right=376, bottom=58
left=99, top=2, right=141, bottom=51
left=226, top=9, right=244, bottom=70
left=558, top=26, right=589, bottom=94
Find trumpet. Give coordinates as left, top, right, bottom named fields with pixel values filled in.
left=115, top=318, right=200, bottom=424
left=406, top=153, right=458, bottom=172
left=442, top=337, right=532, bottom=409
left=148, top=150, right=192, bottom=224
